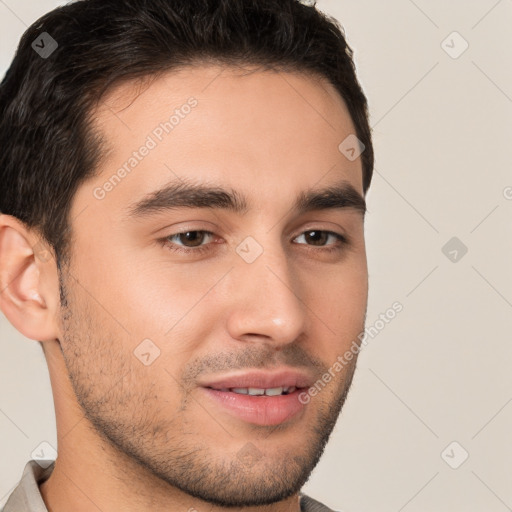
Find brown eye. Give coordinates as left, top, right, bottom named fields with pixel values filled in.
left=162, top=230, right=217, bottom=254
left=294, top=230, right=346, bottom=248
left=175, top=231, right=210, bottom=247
left=303, top=230, right=329, bottom=246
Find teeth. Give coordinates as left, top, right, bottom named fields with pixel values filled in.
left=231, top=388, right=248, bottom=395
left=228, top=386, right=297, bottom=396
left=248, top=388, right=265, bottom=396
left=264, top=387, right=283, bottom=396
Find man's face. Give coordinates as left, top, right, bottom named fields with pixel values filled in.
left=57, top=65, right=368, bottom=507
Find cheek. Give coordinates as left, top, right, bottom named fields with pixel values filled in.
left=61, top=277, right=187, bottom=414
left=308, top=255, right=367, bottom=309
left=72, top=235, right=202, bottom=338
left=97, top=253, right=230, bottom=363
left=302, top=260, right=368, bottom=354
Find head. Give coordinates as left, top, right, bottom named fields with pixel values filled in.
left=0, top=0, right=373, bottom=508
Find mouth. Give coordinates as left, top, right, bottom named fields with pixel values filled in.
left=206, top=386, right=298, bottom=396
left=198, top=369, right=312, bottom=426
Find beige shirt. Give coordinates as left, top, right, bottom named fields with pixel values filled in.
left=2, top=460, right=335, bottom=512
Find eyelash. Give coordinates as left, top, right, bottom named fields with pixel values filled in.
left=159, top=229, right=349, bottom=256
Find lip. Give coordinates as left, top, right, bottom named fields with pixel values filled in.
left=198, top=368, right=313, bottom=426
left=198, top=368, right=314, bottom=390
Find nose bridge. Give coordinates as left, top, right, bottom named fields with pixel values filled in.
left=226, top=235, right=306, bottom=345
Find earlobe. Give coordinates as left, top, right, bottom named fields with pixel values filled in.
left=0, top=215, right=61, bottom=342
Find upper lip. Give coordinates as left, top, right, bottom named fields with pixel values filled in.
left=199, top=368, right=314, bottom=390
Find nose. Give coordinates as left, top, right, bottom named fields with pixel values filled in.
left=225, top=243, right=307, bottom=348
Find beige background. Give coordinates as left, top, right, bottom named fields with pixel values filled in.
left=1, top=1, right=511, bottom=511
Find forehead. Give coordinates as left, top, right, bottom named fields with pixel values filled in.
left=98, top=63, right=352, bottom=126
left=77, top=64, right=363, bottom=217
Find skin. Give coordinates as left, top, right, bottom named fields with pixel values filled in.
left=0, top=64, right=368, bottom=512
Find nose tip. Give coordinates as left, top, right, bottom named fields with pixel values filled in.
left=225, top=261, right=307, bottom=347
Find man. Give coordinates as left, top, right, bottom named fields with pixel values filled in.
left=0, top=0, right=373, bottom=510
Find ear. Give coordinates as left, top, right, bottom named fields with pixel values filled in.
left=0, top=214, right=61, bottom=342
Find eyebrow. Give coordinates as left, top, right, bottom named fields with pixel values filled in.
left=125, top=177, right=366, bottom=219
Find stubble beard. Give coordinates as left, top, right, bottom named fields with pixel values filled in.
left=56, top=269, right=359, bottom=507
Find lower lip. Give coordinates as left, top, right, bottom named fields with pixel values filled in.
left=200, top=388, right=307, bottom=426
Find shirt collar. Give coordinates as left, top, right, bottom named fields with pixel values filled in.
left=2, top=459, right=54, bottom=512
